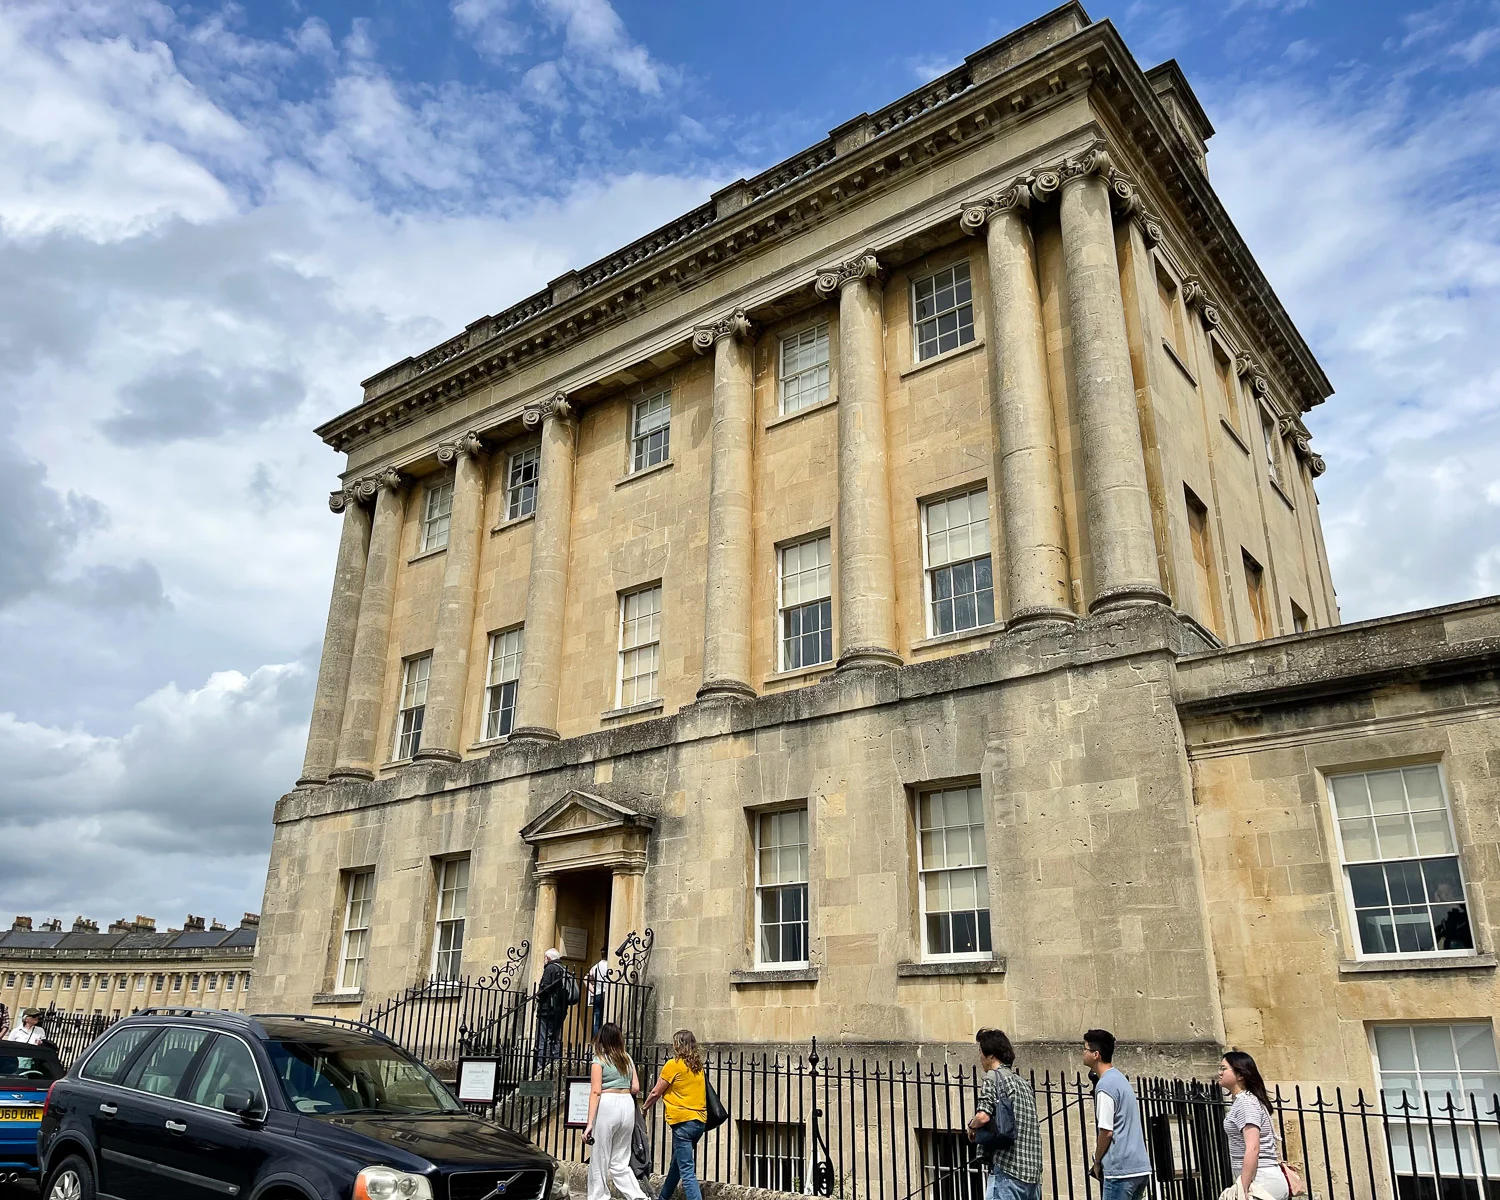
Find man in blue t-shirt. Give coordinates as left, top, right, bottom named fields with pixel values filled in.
left=1083, top=1029, right=1153, bottom=1200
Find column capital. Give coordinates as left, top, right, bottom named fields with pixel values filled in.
left=374, top=466, right=407, bottom=493
left=1058, top=141, right=1115, bottom=188
left=815, top=251, right=882, bottom=297
left=691, top=308, right=753, bottom=353
left=522, top=391, right=575, bottom=430
left=1180, top=275, right=1223, bottom=330
left=959, top=179, right=1031, bottom=234
left=435, top=430, right=484, bottom=464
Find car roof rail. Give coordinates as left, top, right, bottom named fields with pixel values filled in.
left=249, top=1013, right=400, bottom=1046
left=129, top=1007, right=250, bottom=1022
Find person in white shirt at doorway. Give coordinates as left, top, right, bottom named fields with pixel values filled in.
left=587, top=948, right=611, bottom=1039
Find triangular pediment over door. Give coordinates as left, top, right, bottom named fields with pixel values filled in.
left=520, top=790, right=654, bottom=875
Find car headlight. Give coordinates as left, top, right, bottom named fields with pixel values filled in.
left=354, top=1166, right=434, bottom=1200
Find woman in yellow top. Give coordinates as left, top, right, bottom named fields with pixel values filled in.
left=642, top=1029, right=706, bottom=1200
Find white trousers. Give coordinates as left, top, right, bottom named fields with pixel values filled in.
left=587, top=1093, right=647, bottom=1200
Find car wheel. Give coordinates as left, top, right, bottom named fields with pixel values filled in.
left=44, top=1156, right=95, bottom=1200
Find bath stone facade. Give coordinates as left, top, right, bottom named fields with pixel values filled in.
left=253, top=1, right=1500, bottom=1087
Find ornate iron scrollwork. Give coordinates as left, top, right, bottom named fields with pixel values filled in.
left=606, top=928, right=655, bottom=985
left=478, top=940, right=531, bottom=991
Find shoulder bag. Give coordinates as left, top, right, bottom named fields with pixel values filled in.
left=703, top=1075, right=729, bottom=1131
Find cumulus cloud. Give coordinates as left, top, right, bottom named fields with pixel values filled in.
left=535, top=0, right=663, bottom=94
left=0, top=663, right=310, bottom=922
left=101, top=356, right=305, bottom=445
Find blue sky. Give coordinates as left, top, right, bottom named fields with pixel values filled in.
left=0, top=0, right=1496, bottom=928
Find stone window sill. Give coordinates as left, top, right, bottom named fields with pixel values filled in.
left=312, top=991, right=363, bottom=1006
left=764, top=661, right=835, bottom=686
left=407, top=546, right=447, bottom=565
left=910, top=623, right=1000, bottom=653
left=378, top=758, right=415, bottom=774
left=469, top=735, right=510, bottom=751
left=766, top=395, right=838, bottom=431
left=616, top=458, right=674, bottom=488
left=1270, top=477, right=1296, bottom=510
left=491, top=511, right=535, bottom=535
left=601, top=698, right=665, bottom=721
left=1338, top=953, right=1496, bottom=976
left=729, top=967, right=819, bottom=986
left=1220, top=417, right=1251, bottom=455
left=1162, top=338, right=1197, bottom=386
left=900, top=338, right=985, bottom=380
left=897, top=956, right=1007, bottom=979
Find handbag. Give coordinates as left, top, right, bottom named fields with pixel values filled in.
left=704, top=1077, right=729, bottom=1131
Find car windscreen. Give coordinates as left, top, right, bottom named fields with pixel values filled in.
left=0, top=1051, right=63, bottom=1084
left=262, top=1038, right=463, bottom=1116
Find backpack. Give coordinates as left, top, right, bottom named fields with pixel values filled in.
left=562, top=968, right=581, bottom=1007
left=973, top=1067, right=1017, bottom=1160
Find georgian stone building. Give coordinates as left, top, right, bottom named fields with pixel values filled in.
left=254, top=2, right=1500, bottom=1096
left=1, top=914, right=258, bottom=1020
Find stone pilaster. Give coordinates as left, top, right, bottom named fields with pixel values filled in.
left=816, top=253, right=901, bottom=671
left=414, top=432, right=486, bottom=763
left=330, top=468, right=407, bottom=781
left=693, top=309, right=757, bottom=701
left=530, top=874, right=558, bottom=987
left=963, top=184, right=1075, bottom=628
left=1054, top=146, right=1168, bottom=610
left=510, top=393, right=577, bottom=742
left=607, top=868, right=646, bottom=964
left=297, top=481, right=375, bottom=785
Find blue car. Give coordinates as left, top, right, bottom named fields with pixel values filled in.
left=0, top=1042, right=64, bottom=1184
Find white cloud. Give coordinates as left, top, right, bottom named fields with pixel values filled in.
left=536, top=0, right=663, bottom=94
left=1207, top=75, right=1500, bottom=619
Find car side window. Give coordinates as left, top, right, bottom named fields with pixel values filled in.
left=80, top=1027, right=160, bottom=1085
left=121, top=1028, right=211, bottom=1097
left=185, top=1035, right=264, bottom=1112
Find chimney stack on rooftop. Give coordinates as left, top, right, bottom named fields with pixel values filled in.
left=210, top=919, right=227, bottom=931
left=240, top=913, right=260, bottom=929
left=39, top=918, right=62, bottom=932
left=71, top=916, right=99, bottom=932
left=183, top=915, right=206, bottom=932
left=11, top=916, right=32, bottom=931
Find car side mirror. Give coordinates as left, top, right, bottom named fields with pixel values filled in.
left=222, top=1089, right=264, bottom=1123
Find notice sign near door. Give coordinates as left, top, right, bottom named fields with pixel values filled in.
left=566, top=1076, right=592, bottom=1128
left=559, top=925, right=589, bottom=960
left=456, top=1058, right=499, bottom=1104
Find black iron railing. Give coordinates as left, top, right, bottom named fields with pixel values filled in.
left=37, top=1009, right=115, bottom=1068
left=458, top=1044, right=1500, bottom=1200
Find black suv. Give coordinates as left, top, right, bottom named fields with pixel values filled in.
left=38, top=1008, right=556, bottom=1200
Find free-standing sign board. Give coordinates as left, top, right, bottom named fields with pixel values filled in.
left=456, top=1058, right=499, bottom=1104
left=565, top=1076, right=591, bottom=1128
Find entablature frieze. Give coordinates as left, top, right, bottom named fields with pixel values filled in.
left=317, top=14, right=1330, bottom=461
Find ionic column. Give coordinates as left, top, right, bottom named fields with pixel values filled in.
left=414, top=432, right=486, bottom=763
left=330, top=468, right=408, bottom=781
left=530, top=874, right=558, bottom=987
left=816, top=253, right=901, bottom=670
left=297, top=480, right=374, bottom=785
left=511, top=394, right=577, bottom=742
left=693, top=309, right=756, bottom=701
left=1054, top=146, right=1168, bottom=610
left=963, top=185, right=1075, bottom=628
left=607, top=867, right=646, bottom=964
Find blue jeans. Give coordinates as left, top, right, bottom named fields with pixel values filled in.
left=1102, top=1177, right=1151, bottom=1200
left=986, top=1169, right=1041, bottom=1200
left=658, top=1119, right=705, bottom=1200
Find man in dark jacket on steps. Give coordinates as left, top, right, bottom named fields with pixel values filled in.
left=534, top=948, right=569, bottom=1069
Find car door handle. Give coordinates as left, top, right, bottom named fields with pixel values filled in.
left=165, top=1119, right=187, bottom=1133
left=98, top=1103, right=118, bottom=1116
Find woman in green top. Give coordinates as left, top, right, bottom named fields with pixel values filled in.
left=643, top=1029, right=707, bottom=1200
left=583, top=1023, right=646, bottom=1200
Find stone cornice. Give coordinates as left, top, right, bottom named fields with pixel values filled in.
left=316, top=9, right=1330, bottom=458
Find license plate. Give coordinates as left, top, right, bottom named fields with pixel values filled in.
left=0, top=1105, right=41, bottom=1122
